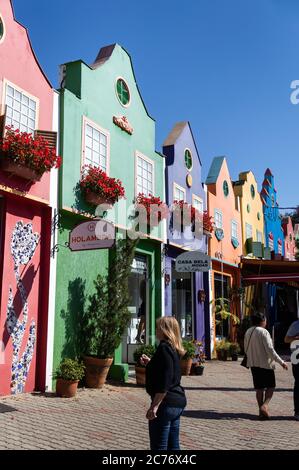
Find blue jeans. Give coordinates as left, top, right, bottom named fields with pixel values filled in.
left=292, top=364, right=299, bottom=414
left=148, top=405, right=184, bottom=451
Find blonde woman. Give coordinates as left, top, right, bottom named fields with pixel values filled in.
left=140, top=317, right=187, bottom=451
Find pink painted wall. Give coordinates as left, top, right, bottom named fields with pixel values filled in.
left=0, top=0, right=54, bottom=201
left=282, top=216, right=296, bottom=261
left=207, top=158, right=242, bottom=266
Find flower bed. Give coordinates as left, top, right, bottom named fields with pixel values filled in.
left=135, top=193, right=168, bottom=227
left=0, top=127, right=61, bottom=180
left=80, top=165, right=125, bottom=206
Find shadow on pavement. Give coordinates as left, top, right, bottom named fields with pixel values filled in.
left=184, top=386, right=293, bottom=392
left=183, top=410, right=295, bottom=421
left=0, top=403, right=17, bottom=413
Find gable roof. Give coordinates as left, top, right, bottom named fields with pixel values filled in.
left=205, top=156, right=226, bottom=185
left=163, top=122, right=187, bottom=147
left=163, top=121, right=202, bottom=165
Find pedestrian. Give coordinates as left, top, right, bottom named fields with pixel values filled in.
left=284, top=318, right=299, bottom=421
left=244, top=311, right=288, bottom=419
left=140, top=316, right=187, bottom=451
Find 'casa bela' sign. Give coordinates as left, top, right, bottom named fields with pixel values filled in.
left=69, top=220, right=115, bottom=251
left=175, top=251, right=211, bottom=272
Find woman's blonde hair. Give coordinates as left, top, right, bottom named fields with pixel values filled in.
left=156, top=316, right=185, bottom=357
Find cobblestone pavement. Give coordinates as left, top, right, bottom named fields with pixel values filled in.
left=0, top=361, right=297, bottom=450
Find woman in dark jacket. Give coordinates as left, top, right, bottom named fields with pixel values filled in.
left=140, top=316, right=186, bottom=451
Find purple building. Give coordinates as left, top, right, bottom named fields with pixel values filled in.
left=163, top=122, right=209, bottom=347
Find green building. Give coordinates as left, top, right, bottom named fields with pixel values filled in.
left=52, top=44, right=165, bottom=384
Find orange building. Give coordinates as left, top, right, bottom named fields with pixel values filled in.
left=206, top=157, right=242, bottom=351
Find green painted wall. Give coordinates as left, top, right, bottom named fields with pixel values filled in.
left=53, top=212, right=108, bottom=375
left=53, top=44, right=164, bottom=380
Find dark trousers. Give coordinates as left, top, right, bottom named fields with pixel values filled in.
left=148, top=406, right=184, bottom=451
left=292, top=364, right=299, bottom=414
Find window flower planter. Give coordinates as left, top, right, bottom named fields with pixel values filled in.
left=0, top=158, right=42, bottom=181
left=80, top=165, right=125, bottom=207
left=0, top=127, right=61, bottom=181
left=135, top=193, right=168, bottom=228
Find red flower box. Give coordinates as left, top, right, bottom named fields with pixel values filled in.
left=0, top=127, right=61, bottom=181
left=173, top=201, right=214, bottom=233
left=135, top=193, right=168, bottom=227
left=80, top=165, right=125, bottom=206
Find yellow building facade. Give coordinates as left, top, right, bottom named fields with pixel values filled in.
left=233, top=171, right=265, bottom=257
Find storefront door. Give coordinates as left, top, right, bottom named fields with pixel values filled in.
left=172, top=261, right=194, bottom=340
left=122, top=254, right=148, bottom=364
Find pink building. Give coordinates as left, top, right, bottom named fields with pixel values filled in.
left=282, top=217, right=296, bottom=261
left=0, top=0, right=58, bottom=395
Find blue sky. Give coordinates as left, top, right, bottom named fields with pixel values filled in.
left=13, top=0, right=299, bottom=208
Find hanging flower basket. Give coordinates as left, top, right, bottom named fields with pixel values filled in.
left=0, top=126, right=61, bottom=181
left=80, top=165, right=125, bottom=207
left=135, top=193, right=168, bottom=228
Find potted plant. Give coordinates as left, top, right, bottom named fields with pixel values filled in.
left=54, top=358, right=85, bottom=398
left=215, top=339, right=231, bottom=361
left=230, top=342, right=240, bottom=361
left=0, top=126, right=61, bottom=181
left=180, top=340, right=196, bottom=375
left=191, top=341, right=206, bottom=375
left=81, top=237, right=137, bottom=388
left=133, top=344, right=156, bottom=386
left=80, top=164, right=125, bottom=206
left=135, top=193, right=168, bottom=229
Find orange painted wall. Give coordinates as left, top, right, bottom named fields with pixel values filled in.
left=207, top=158, right=242, bottom=266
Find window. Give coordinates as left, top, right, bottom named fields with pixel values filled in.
left=184, top=149, right=192, bottom=170
left=83, top=120, right=109, bottom=172
left=5, top=84, right=37, bottom=134
left=257, top=212, right=261, bottom=221
left=247, top=204, right=251, bottom=213
left=192, top=195, right=203, bottom=213
left=214, top=209, right=223, bottom=229
left=223, top=180, right=229, bottom=197
left=116, top=78, right=130, bottom=106
left=173, top=183, right=186, bottom=202
left=136, top=154, right=154, bottom=197
left=231, top=220, right=238, bottom=239
left=250, top=184, right=255, bottom=199
left=256, top=230, right=263, bottom=243
left=245, top=223, right=253, bottom=240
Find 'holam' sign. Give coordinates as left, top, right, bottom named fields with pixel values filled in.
left=69, top=220, right=115, bottom=251
left=175, top=251, right=211, bottom=272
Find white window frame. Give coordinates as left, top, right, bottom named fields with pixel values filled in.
left=245, top=223, right=253, bottom=240
left=81, top=116, right=110, bottom=174
left=2, top=79, right=39, bottom=134
left=173, top=182, right=186, bottom=202
left=214, top=209, right=223, bottom=229
left=135, top=151, right=155, bottom=197
left=231, top=220, right=238, bottom=239
left=192, top=194, right=203, bottom=213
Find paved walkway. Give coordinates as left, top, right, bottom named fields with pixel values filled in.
left=0, top=361, right=297, bottom=450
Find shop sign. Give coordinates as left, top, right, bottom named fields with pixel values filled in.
left=69, top=220, right=115, bottom=251
left=175, top=251, right=211, bottom=272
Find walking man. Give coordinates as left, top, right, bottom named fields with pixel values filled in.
left=285, top=318, right=299, bottom=421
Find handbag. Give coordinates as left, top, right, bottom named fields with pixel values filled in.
left=241, top=327, right=256, bottom=369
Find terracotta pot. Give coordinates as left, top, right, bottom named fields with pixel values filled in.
left=56, top=379, right=79, bottom=398
left=180, top=358, right=193, bottom=376
left=83, top=356, right=113, bottom=388
left=135, top=365, right=146, bottom=386
left=0, top=158, right=42, bottom=181
left=84, top=191, right=113, bottom=207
